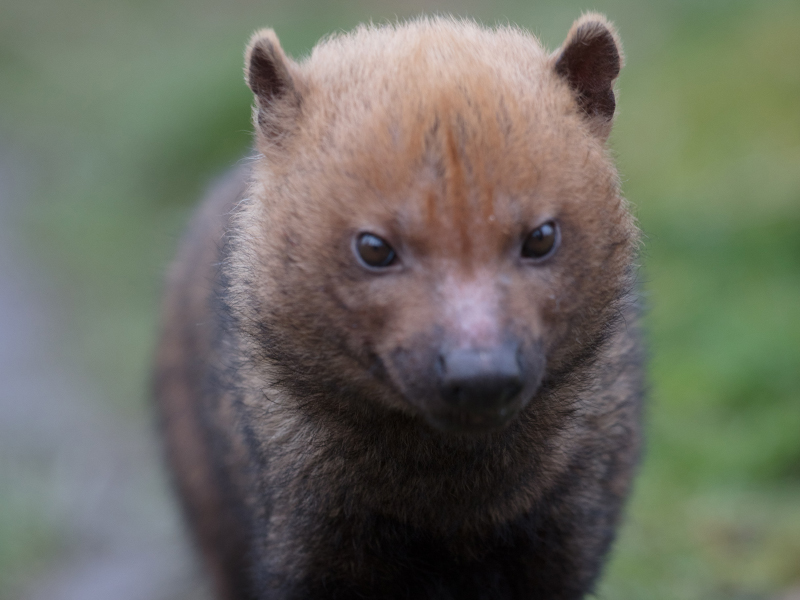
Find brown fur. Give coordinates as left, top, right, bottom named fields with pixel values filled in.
left=155, top=15, right=643, bottom=600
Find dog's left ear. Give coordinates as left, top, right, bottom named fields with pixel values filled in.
left=554, top=13, right=624, bottom=140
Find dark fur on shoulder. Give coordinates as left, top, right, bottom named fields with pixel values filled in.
left=154, top=15, right=644, bottom=600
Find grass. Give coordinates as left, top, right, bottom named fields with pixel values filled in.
left=1, top=0, right=798, bottom=597
left=599, top=3, right=800, bottom=596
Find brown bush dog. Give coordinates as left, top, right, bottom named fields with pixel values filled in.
left=154, top=14, right=644, bottom=600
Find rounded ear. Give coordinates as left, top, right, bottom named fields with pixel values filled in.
left=554, top=14, right=624, bottom=139
left=245, top=29, right=302, bottom=141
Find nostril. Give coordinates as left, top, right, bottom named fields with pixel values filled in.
left=498, top=377, right=523, bottom=400
left=441, top=374, right=522, bottom=411
left=438, top=343, right=524, bottom=412
left=447, top=384, right=464, bottom=406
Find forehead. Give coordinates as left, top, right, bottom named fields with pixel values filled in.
left=294, top=21, right=616, bottom=246
left=305, top=20, right=550, bottom=88
left=301, top=19, right=557, bottom=154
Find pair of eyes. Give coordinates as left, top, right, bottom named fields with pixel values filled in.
left=355, top=221, right=559, bottom=269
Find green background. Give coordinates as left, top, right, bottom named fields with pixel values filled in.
left=1, top=0, right=798, bottom=598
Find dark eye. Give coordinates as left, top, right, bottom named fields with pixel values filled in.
left=521, top=221, right=559, bottom=260
left=355, top=233, right=397, bottom=268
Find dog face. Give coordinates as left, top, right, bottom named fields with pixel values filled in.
left=235, top=17, right=636, bottom=433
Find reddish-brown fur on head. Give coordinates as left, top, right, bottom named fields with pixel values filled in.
left=236, top=17, right=636, bottom=432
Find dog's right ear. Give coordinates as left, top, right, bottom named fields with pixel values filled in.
left=245, top=29, right=302, bottom=142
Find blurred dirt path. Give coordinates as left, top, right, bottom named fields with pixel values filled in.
left=0, top=149, right=211, bottom=599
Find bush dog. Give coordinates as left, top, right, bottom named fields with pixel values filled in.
left=155, top=14, right=644, bottom=600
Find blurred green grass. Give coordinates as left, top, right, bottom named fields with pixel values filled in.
left=1, top=0, right=798, bottom=597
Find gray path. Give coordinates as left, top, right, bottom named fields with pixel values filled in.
left=0, top=149, right=211, bottom=599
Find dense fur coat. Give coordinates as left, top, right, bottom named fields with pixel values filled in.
left=154, top=15, right=644, bottom=600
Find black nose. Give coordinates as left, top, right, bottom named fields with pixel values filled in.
left=438, top=343, right=523, bottom=413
